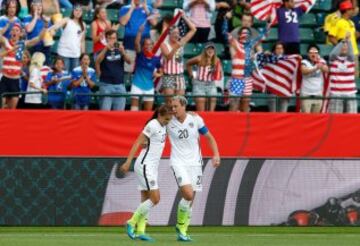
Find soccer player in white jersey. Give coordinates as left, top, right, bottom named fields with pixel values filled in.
left=168, top=95, right=220, bottom=241
left=120, top=105, right=173, bottom=241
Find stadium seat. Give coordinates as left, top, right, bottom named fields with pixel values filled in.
left=107, top=9, right=119, bottom=22
left=253, top=19, right=266, bottom=28
left=86, top=25, right=92, bottom=40
left=314, top=28, right=327, bottom=44
left=184, top=43, right=200, bottom=58
left=85, top=40, right=93, bottom=55
left=316, top=12, right=326, bottom=26
left=266, top=28, right=278, bottom=42
left=60, top=8, right=71, bottom=18
left=83, top=10, right=94, bottom=23
left=262, top=42, right=274, bottom=52
left=300, top=44, right=308, bottom=57
left=51, top=40, right=59, bottom=54
left=299, top=28, right=315, bottom=43
left=160, top=0, right=181, bottom=9
left=222, top=60, right=232, bottom=75
left=118, top=26, right=125, bottom=40
left=211, top=11, right=218, bottom=24
left=312, top=0, right=332, bottom=12
left=159, top=9, right=174, bottom=18
left=300, top=13, right=317, bottom=27
left=318, top=44, right=333, bottom=57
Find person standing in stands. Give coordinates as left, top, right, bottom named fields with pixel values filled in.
left=328, top=34, right=357, bottom=113
left=130, top=24, right=162, bottom=111
left=277, top=0, right=304, bottom=55
left=119, top=0, right=157, bottom=74
left=329, top=0, right=359, bottom=77
left=160, top=11, right=196, bottom=105
left=0, top=23, right=46, bottom=109
left=95, top=29, right=131, bottom=111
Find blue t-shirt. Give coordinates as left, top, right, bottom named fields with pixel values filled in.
left=133, top=52, right=161, bottom=90
left=23, top=15, right=52, bottom=48
left=71, top=66, right=96, bottom=106
left=0, top=16, right=22, bottom=39
left=99, top=49, right=125, bottom=85
left=119, top=5, right=152, bottom=50
left=45, top=71, right=71, bottom=104
left=277, top=7, right=304, bottom=43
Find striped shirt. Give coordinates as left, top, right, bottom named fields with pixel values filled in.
left=162, top=40, right=184, bottom=75
left=2, top=39, right=22, bottom=78
left=196, top=65, right=213, bottom=82
left=231, top=40, right=246, bottom=79
left=329, top=57, right=356, bottom=95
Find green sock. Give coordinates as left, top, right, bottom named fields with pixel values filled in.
left=136, top=216, right=147, bottom=235
left=177, top=199, right=191, bottom=235
left=128, top=199, right=154, bottom=227
left=184, top=208, right=192, bottom=234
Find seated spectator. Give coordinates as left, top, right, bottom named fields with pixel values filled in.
left=23, top=0, right=54, bottom=65
left=91, top=6, right=112, bottom=59
left=277, top=0, right=304, bottom=55
left=45, top=57, right=72, bottom=109
left=71, top=53, right=96, bottom=110
left=160, top=11, right=196, bottom=105
left=0, top=0, right=22, bottom=40
left=95, top=29, right=131, bottom=111
left=130, top=24, right=162, bottom=111
left=328, top=35, right=357, bottom=113
left=119, top=0, right=157, bottom=74
left=0, top=23, right=45, bottom=109
left=300, top=44, right=329, bottom=113
left=329, top=0, right=359, bottom=77
left=49, top=4, right=86, bottom=73
left=24, top=52, right=47, bottom=109
left=186, top=42, right=223, bottom=111
left=183, top=0, right=215, bottom=43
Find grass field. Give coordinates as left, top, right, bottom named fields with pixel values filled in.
left=1, top=226, right=360, bottom=245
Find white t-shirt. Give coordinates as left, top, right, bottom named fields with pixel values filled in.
left=137, top=119, right=167, bottom=166
left=25, top=67, right=43, bottom=104
left=301, top=59, right=324, bottom=96
left=168, top=114, right=206, bottom=167
left=57, top=19, right=84, bottom=58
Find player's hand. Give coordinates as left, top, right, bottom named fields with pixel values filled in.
left=212, top=156, right=220, bottom=168
left=120, top=161, right=130, bottom=173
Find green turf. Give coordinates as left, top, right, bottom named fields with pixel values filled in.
left=1, top=227, right=360, bottom=246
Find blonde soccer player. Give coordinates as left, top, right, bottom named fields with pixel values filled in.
left=168, top=95, right=220, bottom=241
left=120, top=104, right=173, bottom=241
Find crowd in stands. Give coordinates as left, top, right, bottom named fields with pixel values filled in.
left=0, top=0, right=359, bottom=113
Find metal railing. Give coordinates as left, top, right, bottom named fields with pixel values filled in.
left=1, top=91, right=359, bottom=112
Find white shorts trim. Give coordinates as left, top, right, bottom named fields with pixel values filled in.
left=130, top=84, right=155, bottom=102
left=171, top=165, right=203, bottom=192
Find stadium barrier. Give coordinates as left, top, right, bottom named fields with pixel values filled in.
left=1, top=158, right=360, bottom=226
left=2, top=111, right=360, bottom=226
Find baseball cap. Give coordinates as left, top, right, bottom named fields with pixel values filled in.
left=339, top=0, right=353, bottom=11
left=204, top=42, right=215, bottom=49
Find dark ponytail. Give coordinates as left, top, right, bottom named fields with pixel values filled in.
left=146, top=105, right=172, bottom=124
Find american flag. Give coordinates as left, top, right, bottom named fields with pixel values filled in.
left=15, top=40, right=25, bottom=61
left=252, top=54, right=302, bottom=97
left=177, top=17, right=188, bottom=38
left=250, top=0, right=316, bottom=24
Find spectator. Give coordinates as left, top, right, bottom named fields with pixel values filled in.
left=45, top=57, right=72, bottom=109
left=329, top=0, right=359, bottom=76
left=300, top=44, right=329, bottom=113
left=231, top=0, right=251, bottom=28
left=119, top=0, right=157, bottom=73
left=18, top=50, right=31, bottom=108
left=160, top=11, right=196, bottom=105
left=231, top=13, right=259, bottom=40
left=130, top=24, right=162, bottom=111
left=183, top=0, right=215, bottom=43
left=0, top=23, right=45, bottom=109
left=186, top=42, right=223, bottom=111
left=95, top=29, right=131, bottom=111
left=24, top=52, right=47, bottom=109
left=277, top=0, right=304, bottom=55
left=266, top=41, right=290, bottom=112
left=0, top=0, right=22, bottom=40
left=91, top=6, right=112, bottom=59
left=328, top=35, right=357, bottom=113
left=227, top=26, right=269, bottom=112
left=324, top=2, right=341, bottom=45
left=49, top=5, right=86, bottom=73
left=71, top=53, right=96, bottom=110
left=214, top=1, right=233, bottom=45
left=23, top=0, right=53, bottom=64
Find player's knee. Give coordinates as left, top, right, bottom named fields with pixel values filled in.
left=150, top=193, right=160, bottom=205
left=183, top=192, right=194, bottom=201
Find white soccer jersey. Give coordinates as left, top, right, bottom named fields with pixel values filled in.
left=167, top=114, right=207, bottom=167
left=137, top=119, right=167, bottom=166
